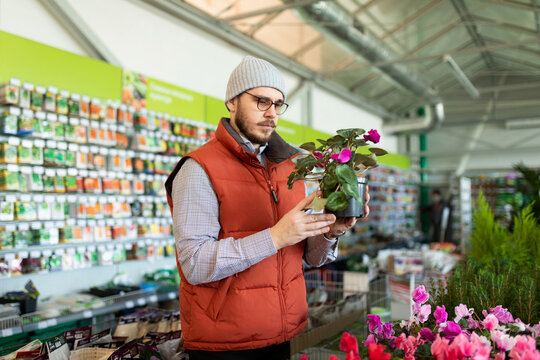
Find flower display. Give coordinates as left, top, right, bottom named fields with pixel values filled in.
left=300, top=285, right=540, bottom=360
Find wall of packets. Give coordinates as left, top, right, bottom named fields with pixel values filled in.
left=0, top=77, right=216, bottom=278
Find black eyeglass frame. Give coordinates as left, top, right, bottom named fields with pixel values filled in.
left=243, top=91, right=289, bottom=115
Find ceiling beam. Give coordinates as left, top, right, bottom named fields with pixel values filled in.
left=39, top=0, right=122, bottom=66
left=487, top=0, right=540, bottom=11
left=443, top=80, right=540, bottom=95
left=222, top=0, right=332, bottom=21
left=382, top=0, right=444, bottom=40
left=471, top=15, right=538, bottom=36
left=450, top=0, right=496, bottom=68
left=290, top=35, right=325, bottom=60
left=135, top=0, right=396, bottom=120
left=533, top=0, right=540, bottom=32
left=247, top=11, right=281, bottom=37
left=407, top=145, right=540, bottom=159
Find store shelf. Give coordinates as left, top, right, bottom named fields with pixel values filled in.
left=0, top=289, right=179, bottom=337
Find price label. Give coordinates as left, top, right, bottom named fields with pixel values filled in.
left=30, top=251, right=40, bottom=258
left=7, top=137, right=20, bottom=147
left=44, top=222, right=55, bottom=229
left=77, top=246, right=85, bottom=253
left=118, top=125, right=126, bottom=133
left=137, top=240, right=145, bottom=247
left=83, top=310, right=93, bottom=318
left=37, top=321, right=48, bottom=329
left=106, top=219, right=115, bottom=226
left=80, top=118, right=90, bottom=126
left=98, top=170, right=107, bottom=177
left=110, top=124, right=117, bottom=131
left=99, top=147, right=109, bottom=155
left=68, top=143, right=79, bottom=152
left=79, top=170, right=88, bottom=177
left=108, top=196, right=116, bottom=202
left=31, top=222, right=42, bottom=230
left=47, top=113, right=57, bottom=121
left=148, top=295, right=158, bottom=303
left=58, top=115, right=68, bottom=123
left=101, top=123, right=109, bottom=130
left=67, top=168, right=78, bottom=176
left=67, top=219, right=76, bottom=226
left=34, top=139, right=45, bottom=148
left=90, top=121, right=99, bottom=129
left=137, top=298, right=146, bottom=306
left=70, top=117, right=80, bottom=125
left=67, top=248, right=76, bottom=255
left=125, top=301, right=135, bottom=309
left=1, top=328, right=14, bottom=337
left=45, top=169, right=56, bottom=177
left=87, top=245, right=96, bottom=252
left=20, top=194, right=31, bottom=202
left=168, top=292, right=176, bottom=300
left=18, top=223, right=29, bottom=231
left=55, top=221, right=65, bottom=227
left=67, top=195, right=77, bottom=202
left=34, top=195, right=44, bottom=202
left=90, top=146, right=99, bottom=154
left=18, top=251, right=29, bottom=258
left=97, top=245, right=105, bottom=251
left=35, top=111, right=46, bottom=120
left=42, top=250, right=52, bottom=257
left=87, top=220, right=96, bottom=226
left=125, top=243, right=133, bottom=250
left=6, top=195, right=17, bottom=202
left=97, top=220, right=105, bottom=226
left=47, top=319, right=57, bottom=327
left=106, top=244, right=114, bottom=250
left=55, top=249, right=65, bottom=256
left=57, top=142, right=67, bottom=150
left=56, top=169, right=67, bottom=177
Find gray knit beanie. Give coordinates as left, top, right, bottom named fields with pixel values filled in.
left=225, top=56, right=286, bottom=107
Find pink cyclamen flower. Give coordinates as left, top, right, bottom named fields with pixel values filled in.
left=473, top=345, right=492, bottom=360
left=299, top=354, right=309, bottom=360
left=331, top=148, right=352, bottom=163
left=313, top=151, right=323, bottom=159
left=455, top=304, right=474, bottom=322
left=443, top=321, right=462, bottom=339
left=434, top=305, right=448, bottom=326
left=395, top=333, right=422, bottom=360
left=491, top=330, right=517, bottom=352
left=411, top=285, right=429, bottom=305
left=379, top=323, right=395, bottom=339
left=494, top=353, right=506, bottom=360
left=450, top=333, right=474, bottom=359
left=483, top=314, right=499, bottom=331
left=367, top=314, right=382, bottom=333
left=490, top=305, right=515, bottom=324
left=363, top=129, right=380, bottom=143
left=413, top=303, right=431, bottom=323
left=431, top=335, right=450, bottom=360
left=363, top=334, right=377, bottom=347
left=419, top=328, right=436, bottom=342
left=329, top=356, right=340, bottom=360
left=467, top=317, right=479, bottom=329
left=509, top=335, right=540, bottom=360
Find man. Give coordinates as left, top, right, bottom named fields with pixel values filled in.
left=165, top=56, right=369, bottom=360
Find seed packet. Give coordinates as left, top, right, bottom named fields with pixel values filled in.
left=44, top=86, right=58, bottom=113
left=0, top=137, right=19, bottom=163
left=19, top=82, right=33, bottom=108
left=18, top=139, right=33, bottom=164
left=30, top=85, right=45, bottom=111
left=0, top=106, right=20, bottom=135
left=0, top=165, right=20, bottom=191
left=68, top=93, right=80, bottom=116
left=18, top=109, right=35, bottom=135
left=89, top=98, right=103, bottom=120
left=79, top=95, right=90, bottom=118
left=0, top=78, right=20, bottom=105
left=56, top=90, right=69, bottom=115
left=0, top=196, right=15, bottom=221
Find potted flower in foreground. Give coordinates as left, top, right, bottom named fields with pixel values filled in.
left=287, top=128, right=387, bottom=217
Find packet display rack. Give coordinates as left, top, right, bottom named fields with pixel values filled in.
left=0, top=78, right=215, bottom=277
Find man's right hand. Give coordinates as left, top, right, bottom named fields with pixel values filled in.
left=270, top=191, right=336, bottom=250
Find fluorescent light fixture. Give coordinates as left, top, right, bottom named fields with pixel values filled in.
left=443, top=55, right=480, bottom=99
left=505, top=117, right=540, bottom=129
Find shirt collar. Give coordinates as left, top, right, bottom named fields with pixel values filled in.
left=238, top=134, right=268, bottom=156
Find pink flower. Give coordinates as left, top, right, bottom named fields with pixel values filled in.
left=455, top=304, right=474, bottom=322
left=363, top=129, right=380, bottom=143
left=345, top=352, right=361, bottom=360
left=369, top=343, right=391, bottom=360
left=367, top=314, right=382, bottom=333
left=491, top=330, right=516, bottom=352
left=467, top=318, right=479, bottom=329
left=299, top=354, right=308, bottom=360
left=473, top=345, right=492, bottom=360
left=329, top=356, right=340, bottom=360
left=313, top=151, right=323, bottom=159
left=434, top=305, right=448, bottom=326
left=494, top=353, right=506, bottom=360
left=411, top=285, right=429, bottom=304
left=395, top=333, right=424, bottom=360
left=431, top=335, right=450, bottom=360
left=339, top=332, right=359, bottom=355
left=470, top=333, right=492, bottom=348
left=413, top=303, right=431, bottom=323
left=443, top=321, right=462, bottom=339
left=419, top=328, right=436, bottom=342
left=488, top=305, right=514, bottom=324
left=363, top=334, right=377, bottom=347
left=509, top=335, right=540, bottom=360
left=449, top=333, right=474, bottom=359
left=331, top=148, right=352, bottom=163
left=483, top=314, right=499, bottom=331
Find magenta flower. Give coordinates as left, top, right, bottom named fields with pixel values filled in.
left=419, top=328, right=436, bottom=342
left=413, top=303, right=431, bottom=323
left=379, top=323, right=395, bottom=339
left=411, top=285, right=429, bottom=304
left=483, top=314, right=499, bottom=331
left=299, top=354, right=308, bottom=360
left=467, top=317, right=480, bottom=329
left=455, top=304, right=474, bottom=322
left=313, top=151, right=323, bottom=159
left=363, top=129, right=380, bottom=143
left=331, top=149, right=352, bottom=163
left=443, top=321, right=462, bottom=339
left=486, top=305, right=514, bottom=324
left=434, top=305, right=448, bottom=326
left=367, top=314, right=382, bottom=333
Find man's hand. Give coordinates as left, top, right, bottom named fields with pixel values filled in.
left=270, top=191, right=336, bottom=250
left=325, top=184, right=371, bottom=239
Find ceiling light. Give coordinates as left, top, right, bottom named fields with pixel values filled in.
left=443, top=55, right=480, bottom=99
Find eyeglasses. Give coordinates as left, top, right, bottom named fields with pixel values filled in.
left=244, top=91, right=289, bottom=115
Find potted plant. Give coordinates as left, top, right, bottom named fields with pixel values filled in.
left=287, top=128, right=387, bottom=217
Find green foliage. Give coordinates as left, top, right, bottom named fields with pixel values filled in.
left=513, top=162, right=540, bottom=222
left=429, top=259, right=539, bottom=324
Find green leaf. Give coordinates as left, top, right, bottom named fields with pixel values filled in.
left=354, top=139, right=367, bottom=147
left=326, top=191, right=349, bottom=211
left=369, top=147, right=388, bottom=156
left=296, top=155, right=319, bottom=170
left=287, top=171, right=305, bottom=189
left=336, top=128, right=364, bottom=138
left=316, top=139, right=327, bottom=145
left=321, top=174, right=339, bottom=198
left=335, top=165, right=358, bottom=187
left=299, top=142, right=316, bottom=152
left=305, top=197, right=327, bottom=211
left=327, top=135, right=346, bottom=146
left=343, top=182, right=361, bottom=203
left=354, top=154, right=376, bottom=168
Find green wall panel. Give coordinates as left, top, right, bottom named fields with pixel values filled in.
left=0, top=31, right=121, bottom=100
left=204, top=95, right=230, bottom=126
left=146, top=76, right=205, bottom=120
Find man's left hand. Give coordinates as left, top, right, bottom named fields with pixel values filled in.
left=325, top=184, right=370, bottom=239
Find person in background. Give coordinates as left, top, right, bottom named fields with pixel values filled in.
left=429, top=189, right=449, bottom=243
left=165, top=56, right=370, bottom=360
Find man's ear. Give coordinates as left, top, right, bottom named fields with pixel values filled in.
left=226, top=97, right=237, bottom=113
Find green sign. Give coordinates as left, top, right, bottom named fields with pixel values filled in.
left=358, top=147, right=410, bottom=169
left=0, top=31, right=121, bottom=100
left=204, top=95, right=230, bottom=126
left=146, top=76, right=204, bottom=120
left=276, top=119, right=308, bottom=145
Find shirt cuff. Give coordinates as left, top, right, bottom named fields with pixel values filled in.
left=242, top=228, right=278, bottom=267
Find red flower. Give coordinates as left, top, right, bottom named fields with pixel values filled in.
left=363, top=129, right=380, bottom=143
left=340, top=332, right=359, bottom=355
left=299, top=354, right=309, bottom=360
left=329, top=356, right=340, bottom=360
left=369, top=343, right=391, bottom=360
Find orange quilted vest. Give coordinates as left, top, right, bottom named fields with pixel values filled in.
left=165, top=118, right=308, bottom=351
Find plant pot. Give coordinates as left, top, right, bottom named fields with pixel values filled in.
left=330, top=177, right=367, bottom=218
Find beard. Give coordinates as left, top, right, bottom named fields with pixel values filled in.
left=235, top=101, right=275, bottom=145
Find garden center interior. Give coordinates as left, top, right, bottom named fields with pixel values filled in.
left=0, top=0, right=539, bottom=358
